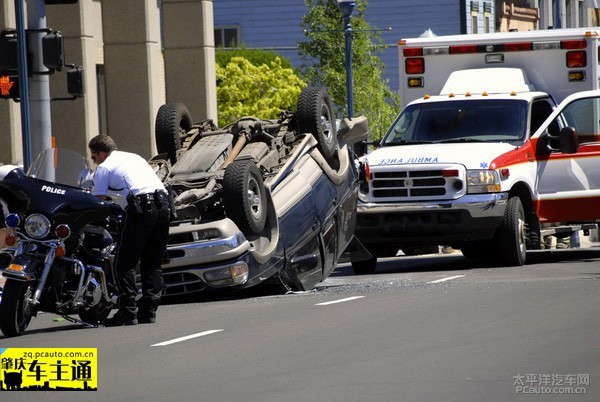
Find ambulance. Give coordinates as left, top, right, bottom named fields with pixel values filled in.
left=353, top=28, right=600, bottom=273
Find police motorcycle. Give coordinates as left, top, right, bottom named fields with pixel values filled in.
left=0, top=148, right=123, bottom=337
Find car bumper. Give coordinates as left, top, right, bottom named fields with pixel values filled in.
left=355, top=192, right=509, bottom=245
left=161, top=219, right=281, bottom=296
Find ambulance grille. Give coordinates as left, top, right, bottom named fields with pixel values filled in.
left=370, top=169, right=460, bottom=200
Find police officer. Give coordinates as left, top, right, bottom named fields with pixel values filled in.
left=88, top=135, right=170, bottom=326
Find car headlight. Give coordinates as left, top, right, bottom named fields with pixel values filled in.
left=466, top=170, right=501, bottom=194
left=24, top=213, right=51, bottom=239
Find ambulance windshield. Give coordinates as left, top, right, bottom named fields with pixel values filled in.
left=381, top=99, right=528, bottom=146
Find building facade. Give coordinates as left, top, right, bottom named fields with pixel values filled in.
left=0, top=0, right=217, bottom=165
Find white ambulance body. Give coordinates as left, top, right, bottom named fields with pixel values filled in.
left=353, top=28, right=600, bottom=273
left=398, top=28, right=599, bottom=106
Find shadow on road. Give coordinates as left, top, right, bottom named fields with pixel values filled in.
left=332, top=247, right=600, bottom=277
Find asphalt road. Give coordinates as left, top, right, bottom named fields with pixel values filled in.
left=1, top=248, right=599, bottom=401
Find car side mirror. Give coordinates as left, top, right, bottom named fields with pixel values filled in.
left=559, top=126, right=578, bottom=154
left=338, top=115, right=369, bottom=146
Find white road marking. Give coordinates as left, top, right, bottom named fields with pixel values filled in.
left=427, top=275, right=466, bottom=284
left=151, top=329, right=224, bottom=347
left=315, top=296, right=365, bottom=306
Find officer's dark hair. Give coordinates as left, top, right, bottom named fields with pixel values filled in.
left=88, top=135, right=118, bottom=154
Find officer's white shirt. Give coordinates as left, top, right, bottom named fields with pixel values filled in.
left=92, top=151, right=166, bottom=208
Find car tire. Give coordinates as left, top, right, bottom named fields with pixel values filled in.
left=155, top=103, right=193, bottom=165
left=223, top=159, right=268, bottom=235
left=351, top=255, right=377, bottom=275
left=496, top=196, right=527, bottom=266
left=297, top=86, right=337, bottom=160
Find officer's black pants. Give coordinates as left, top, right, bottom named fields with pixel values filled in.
left=114, top=200, right=170, bottom=315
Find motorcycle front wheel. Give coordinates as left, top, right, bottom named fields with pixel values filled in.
left=0, top=279, right=36, bottom=337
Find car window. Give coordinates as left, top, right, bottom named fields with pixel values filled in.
left=530, top=99, right=555, bottom=136
left=558, top=96, right=600, bottom=145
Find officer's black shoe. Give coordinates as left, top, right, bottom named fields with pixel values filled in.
left=138, top=310, right=156, bottom=324
left=103, top=309, right=138, bottom=326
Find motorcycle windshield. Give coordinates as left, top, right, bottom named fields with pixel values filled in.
left=27, top=148, right=88, bottom=188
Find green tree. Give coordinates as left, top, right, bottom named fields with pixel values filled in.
left=216, top=56, right=306, bottom=126
left=298, top=0, right=400, bottom=140
left=216, top=48, right=294, bottom=70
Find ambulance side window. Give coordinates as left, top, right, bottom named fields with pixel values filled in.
left=559, top=97, right=600, bottom=145
left=530, top=99, right=555, bottom=136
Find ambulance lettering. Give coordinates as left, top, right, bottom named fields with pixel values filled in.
left=379, top=157, right=438, bottom=165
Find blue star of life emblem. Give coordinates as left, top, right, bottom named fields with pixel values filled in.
left=480, top=162, right=489, bottom=168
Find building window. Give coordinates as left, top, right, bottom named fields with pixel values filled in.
left=540, top=0, right=547, bottom=29
left=471, top=1, right=479, bottom=34
left=214, top=26, right=239, bottom=48
left=483, top=2, right=491, bottom=33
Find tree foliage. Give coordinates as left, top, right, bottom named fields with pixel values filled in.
left=298, top=0, right=400, bottom=140
left=216, top=48, right=294, bottom=70
left=216, top=56, right=306, bottom=126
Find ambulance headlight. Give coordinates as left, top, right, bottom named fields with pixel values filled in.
left=466, top=170, right=501, bottom=194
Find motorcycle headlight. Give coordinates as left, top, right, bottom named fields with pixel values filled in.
left=25, top=213, right=51, bottom=239
left=466, top=170, right=501, bottom=194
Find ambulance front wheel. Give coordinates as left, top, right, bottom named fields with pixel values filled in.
left=496, top=196, right=527, bottom=266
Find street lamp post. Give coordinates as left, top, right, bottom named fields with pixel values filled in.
left=337, top=0, right=355, bottom=118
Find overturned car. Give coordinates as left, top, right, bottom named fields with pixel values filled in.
left=150, top=87, right=368, bottom=296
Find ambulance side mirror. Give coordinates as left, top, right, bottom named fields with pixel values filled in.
left=559, top=126, right=578, bottom=154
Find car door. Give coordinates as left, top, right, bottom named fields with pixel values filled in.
left=532, top=91, right=600, bottom=223
left=271, top=154, right=323, bottom=290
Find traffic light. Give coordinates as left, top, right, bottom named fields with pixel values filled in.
left=67, top=66, right=84, bottom=97
left=0, top=32, right=18, bottom=73
left=0, top=75, right=19, bottom=99
left=42, top=31, right=64, bottom=71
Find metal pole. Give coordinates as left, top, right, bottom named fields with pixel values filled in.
left=27, top=0, right=52, bottom=161
left=343, top=14, right=354, bottom=118
left=14, top=0, right=31, bottom=170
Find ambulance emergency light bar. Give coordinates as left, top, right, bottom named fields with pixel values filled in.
left=401, top=35, right=590, bottom=85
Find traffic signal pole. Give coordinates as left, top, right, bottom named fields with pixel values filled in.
left=14, top=0, right=32, bottom=169
left=27, top=0, right=52, bottom=164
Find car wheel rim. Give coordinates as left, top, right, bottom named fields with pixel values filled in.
left=247, top=177, right=262, bottom=220
left=518, top=215, right=526, bottom=255
left=320, top=105, right=333, bottom=143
